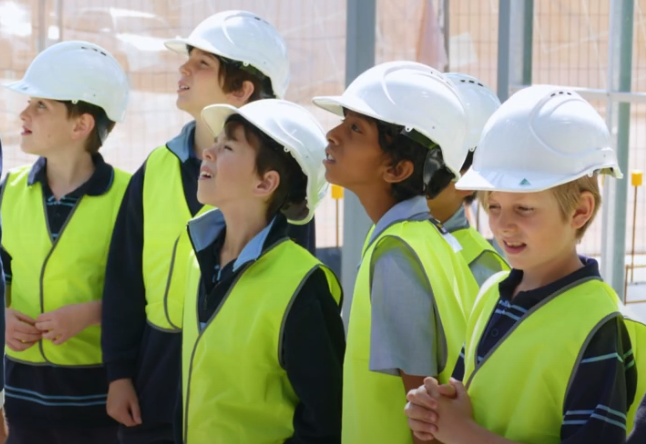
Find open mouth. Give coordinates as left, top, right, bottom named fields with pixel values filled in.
left=178, top=83, right=190, bottom=93
left=323, top=149, right=336, bottom=164
left=21, top=127, right=32, bottom=136
left=502, top=240, right=527, bottom=254
left=199, top=169, right=213, bottom=180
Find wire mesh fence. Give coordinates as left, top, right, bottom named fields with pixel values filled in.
left=0, top=0, right=644, bottom=256
left=0, top=0, right=348, bottom=247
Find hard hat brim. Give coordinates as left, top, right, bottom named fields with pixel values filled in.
left=4, top=79, right=64, bottom=101
left=3, top=78, right=127, bottom=123
left=456, top=165, right=623, bottom=193
left=165, top=37, right=243, bottom=65
left=164, top=37, right=223, bottom=57
left=201, top=103, right=239, bottom=139
left=312, top=95, right=386, bottom=123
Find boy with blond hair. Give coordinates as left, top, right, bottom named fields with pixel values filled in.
left=405, top=85, right=636, bottom=444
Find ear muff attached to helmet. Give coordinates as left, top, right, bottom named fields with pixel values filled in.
left=400, top=128, right=453, bottom=199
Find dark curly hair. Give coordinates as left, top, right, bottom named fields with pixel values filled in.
left=370, top=117, right=454, bottom=202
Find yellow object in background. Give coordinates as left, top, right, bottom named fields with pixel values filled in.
left=331, top=185, right=344, bottom=200
left=632, top=170, right=643, bottom=187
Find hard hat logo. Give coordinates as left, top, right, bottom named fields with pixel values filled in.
left=520, top=179, right=531, bottom=186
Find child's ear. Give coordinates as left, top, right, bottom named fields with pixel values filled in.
left=571, top=191, right=595, bottom=230
left=71, top=113, right=95, bottom=141
left=227, top=81, right=255, bottom=107
left=383, top=159, right=414, bottom=184
left=254, top=170, right=280, bottom=198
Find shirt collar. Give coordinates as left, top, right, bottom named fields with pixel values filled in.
left=188, top=209, right=283, bottom=272
left=166, top=120, right=196, bottom=163
left=367, top=195, right=431, bottom=246
left=499, top=256, right=602, bottom=302
left=444, top=205, right=470, bottom=233
left=27, top=153, right=115, bottom=197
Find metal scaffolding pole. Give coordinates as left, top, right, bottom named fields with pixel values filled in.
left=37, top=0, right=47, bottom=52
left=499, top=0, right=534, bottom=100
left=496, top=0, right=512, bottom=102
left=601, top=0, right=634, bottom=300
left=340, top=0, right=376, bottom=329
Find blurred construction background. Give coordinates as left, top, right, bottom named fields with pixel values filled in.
left=0, top=0, right=645, bottom=312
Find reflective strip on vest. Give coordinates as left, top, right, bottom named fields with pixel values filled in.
left=182, top=239, right=342, bottom=444
left=343, top=219, right=472, bottom=444
left=464, top=276, right=622, bottom=444
left=1, top=165, right=130, bottom=367
left=142, top=146, right=212, bottom=331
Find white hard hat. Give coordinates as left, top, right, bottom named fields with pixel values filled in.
left=165, top=10, right=290, bottom=99
left=446, top=73, right=501, bottom=153
left=456, top=85, right=623, bottom=193
left=201, top=99, right=328, bottom=224
left=312, top=61, right=468, bottom=178
left=4, top=41, right=129, bottom=122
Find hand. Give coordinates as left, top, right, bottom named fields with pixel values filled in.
left=107, top=378, right=142, bottom=427
left=423, top=378, right=475, bottom=443
left=405, top=378, right=458, bottom=441
left=35, top=302, right=100, bottom=345
left=5, top=308, right=41, bottom=351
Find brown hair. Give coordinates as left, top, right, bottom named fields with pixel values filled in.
left=62, top=101, right=115, bottom=154
left=187, top=46, right=275, bottom=101
left=478, top=174, right=601, bottom=240
left=218, top=56, right=275, bottom=101
left=224, top=115, right=307, bottom=222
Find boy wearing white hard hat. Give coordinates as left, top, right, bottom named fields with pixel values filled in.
left=405, top=85, right=640, bottom=444
left=313, top=61, right=474, bottom=444
left=426, top=73, right=509, bottom=318
left=178, top=99, right=343, bottom=443
left=0, top=41, right=130, bottom=444
left=100, top=11, right=314, bottom=443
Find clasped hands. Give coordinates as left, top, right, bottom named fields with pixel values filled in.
left=6, top=303, right=100, bottom=351
left=405, top=377, right=475, bottom=443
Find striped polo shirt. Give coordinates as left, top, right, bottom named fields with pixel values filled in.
left=453, top=257, right=636, bottom=444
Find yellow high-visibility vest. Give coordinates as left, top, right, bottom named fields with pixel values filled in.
left=182, top=237, right=342, bottom=444
left=1, top=165, right=130, bottom=366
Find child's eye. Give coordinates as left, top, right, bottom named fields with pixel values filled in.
left=37, top=101, right=46, bottom=109
left=487, top=204, right=500, bottom=211
left=223, top=145, right=233, bottom=151
left=351, top=123, right=361, bottom=133
left=518, top=206, right=534, bottom=213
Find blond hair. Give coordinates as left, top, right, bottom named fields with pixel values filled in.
left=478, top=174, right=601, bottom=240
